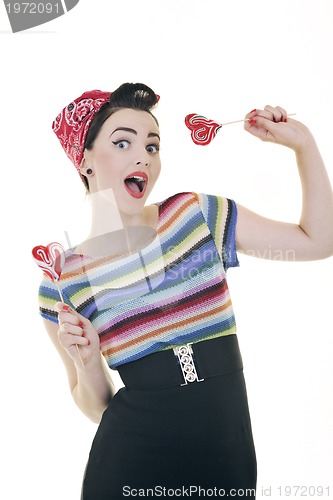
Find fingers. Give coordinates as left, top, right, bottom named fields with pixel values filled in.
left=245, top=108, right=258, bottom=120
left=55, top=302, right=90, bottom=349
left=263, top=105, right=287, bottom=123
left=55, top=301, right=78, bottom=317
left=244, top=105, right=290, bottom=144
left=246, top=105, right=288, bottom=124
left=55, top=302, right=86, bottom=328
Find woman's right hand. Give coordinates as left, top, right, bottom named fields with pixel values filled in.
left=55, top=302, right=101, bottom=368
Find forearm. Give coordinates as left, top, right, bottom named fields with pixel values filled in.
left=295, top=134, right=333, bottom=257
left=72, top=353, right=115, bottom=423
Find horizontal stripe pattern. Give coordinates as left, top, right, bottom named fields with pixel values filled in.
left=38, top=192, right=239, bottom=368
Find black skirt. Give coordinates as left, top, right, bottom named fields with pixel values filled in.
left=81, top=336, right=257, bottom=499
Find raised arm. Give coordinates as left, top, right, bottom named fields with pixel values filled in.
left=43, top=303, right=116, bottom=423
left=236, top=106, right=333, bottom=261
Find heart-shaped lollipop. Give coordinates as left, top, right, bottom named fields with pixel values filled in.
left=33, top=241, right=85, bottom=367
left=185, top=114, right=222, bottom=146
left=185, top=112, right=297, bottom=145
left=32, top=242, right=66, bottom=283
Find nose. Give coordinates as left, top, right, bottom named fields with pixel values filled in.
left=136, top=160, right=149, bottom=167
left=135, top=147, right=150, bottom=168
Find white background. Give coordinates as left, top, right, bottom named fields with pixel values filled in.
left=0, top=0, right=332, bottom=498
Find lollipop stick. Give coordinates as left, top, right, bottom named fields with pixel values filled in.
left=223, top=113, right=296, bottom=126
left=55, top=282, right=64, bottom=302
left=55, top=282, right=85, bottom=369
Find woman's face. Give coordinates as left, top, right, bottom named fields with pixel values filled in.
left=84, top=108, right=161, bottom=216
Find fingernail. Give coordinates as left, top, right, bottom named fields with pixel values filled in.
left=78, top=320, right=84, bottom=327
left=87, top=339, right=91, bottom=346
left=284, top=118, right=288, bottom=122
left=82, top=331, right=85, bottom=337
left=250, top=109, right=256, bottom=113
left=63, top=305, right=71, bottom=311
left=249, top=118, right=257, bottom=125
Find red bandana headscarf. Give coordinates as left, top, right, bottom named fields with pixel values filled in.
left=52, top=90, right=111, bottom=180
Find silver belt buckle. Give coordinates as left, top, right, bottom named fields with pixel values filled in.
left=173, top=343, right=205, bottom=386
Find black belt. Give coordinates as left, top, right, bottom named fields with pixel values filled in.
left=118, top=334, right=243, bottom=390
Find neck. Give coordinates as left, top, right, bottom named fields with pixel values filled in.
left=82, top=189, right=157, bottom=257
left=87, top=189, right=125, bottom=240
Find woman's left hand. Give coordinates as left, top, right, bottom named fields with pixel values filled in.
left=244, top=105, right=314, bottom=153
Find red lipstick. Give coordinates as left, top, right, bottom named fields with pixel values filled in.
left=124, top=171, right=148, bottom=199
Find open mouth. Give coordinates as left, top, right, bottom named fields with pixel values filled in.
left=124, top=171, right=148, bottom=199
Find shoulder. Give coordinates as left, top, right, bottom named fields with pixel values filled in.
left=155, top=192, right=234, bottom=203
left=154, top=191, right=226, bottom=209
left=153, top=192, right=237, bottom=217
left=155, top=191, right=196, bottom=207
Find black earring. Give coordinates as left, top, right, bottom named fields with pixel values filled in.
left=86, top=168, right=93, bottom=175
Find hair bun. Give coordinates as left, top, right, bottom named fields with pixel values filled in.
left=109, top=83, right=158, bottom=111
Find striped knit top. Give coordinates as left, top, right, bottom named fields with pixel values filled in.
left=38, top=192, right=239, bottom=369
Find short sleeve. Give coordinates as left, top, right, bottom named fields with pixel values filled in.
left=197, top=193, right=239, bottom=270
left=38, top=276, right=61, bottom=324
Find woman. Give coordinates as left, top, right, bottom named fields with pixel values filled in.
left=38, top=83, right=333, bottom=499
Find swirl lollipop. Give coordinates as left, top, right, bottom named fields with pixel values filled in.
left=185, top=112, right=296, bottom=145
left=185, top=114, right=222, bottom=146
left=32, top=242, right=84, bottom=367
left=32, top=242, right=65, bottom=297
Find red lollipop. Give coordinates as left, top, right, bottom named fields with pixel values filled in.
left=185, top=114, right=222, bottom=145
left=32, top=242, right=66, bottom=299
left=32, top=242, right=85, bottom=367
left=185, top=112, right=297, bottom=145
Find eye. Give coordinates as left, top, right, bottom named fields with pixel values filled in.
left=146, top=143, right=160, bottom=154
left=112, top=140, right=130, bottom=149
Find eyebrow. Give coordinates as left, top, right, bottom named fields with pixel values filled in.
left=110, top=127, right=160, bottom=141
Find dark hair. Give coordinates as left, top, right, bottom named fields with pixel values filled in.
left=82, top=83, right=159, bottom=190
